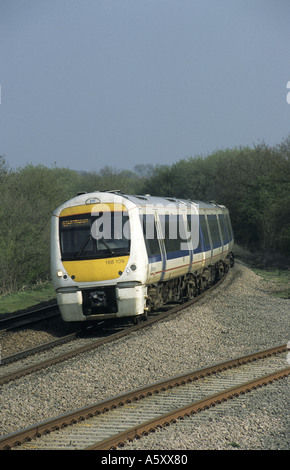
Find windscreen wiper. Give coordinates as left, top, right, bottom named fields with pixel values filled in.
left=75, top=235, right=91, bottom=259
left=98, top=238, right=115, bottom=255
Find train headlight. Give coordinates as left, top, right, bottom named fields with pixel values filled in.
left=57, top=270, right=63, bottom=278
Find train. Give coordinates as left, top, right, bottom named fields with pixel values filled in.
left=50, top=191, right=234, bottom=323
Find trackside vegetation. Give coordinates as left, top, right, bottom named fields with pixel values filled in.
left=0, top=135, right=289, bottom=296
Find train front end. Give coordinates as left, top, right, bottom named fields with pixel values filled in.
left=50, top=193, right=147, bottom=322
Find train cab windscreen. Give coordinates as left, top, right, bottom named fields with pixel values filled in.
left=59, top=211, right=130, bottom=261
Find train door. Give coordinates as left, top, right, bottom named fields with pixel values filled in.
left=199, top=214, right=212, bottom=266
left=187, top=211, right=203, bottom=271
left=141, top=211, right=166, bottom=284
left=217, top=212, right=230, bottom=257
left=158, top=211, right=193, bottom=281
left=207, top=213, right=223, bottom=263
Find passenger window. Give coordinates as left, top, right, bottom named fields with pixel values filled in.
left=187, top=214, right=202, bottom=252
left=159, top=214, right=189, bottom=254
left=141, top=214, right=161, bottom=259
left=218, top=214, right=229, bottom=244
left=207, top=214, right=221, bottom=248
left=199, top=215, right=211, bottom=251
left=225, top=213, right=233, bottom=240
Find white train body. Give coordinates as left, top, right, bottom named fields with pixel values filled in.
left=50, top=192, right=234, bottom=322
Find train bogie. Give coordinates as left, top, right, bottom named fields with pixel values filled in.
left=50, top=192, right=234, bottom=323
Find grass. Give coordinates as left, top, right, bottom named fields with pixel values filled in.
left=228, top=442, right=241, bottom=448
left=0, top=282, right=55, bottom=314
left=251, top=268, right=290, bottom=299
left=234, top=244, right=290, bottom=299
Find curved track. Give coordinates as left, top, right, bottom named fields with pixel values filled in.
left=0, top=302, right=58, bottom=332
left=0, top=271, right=228, bottom=386
left=1, top=344, right=289, bottom=450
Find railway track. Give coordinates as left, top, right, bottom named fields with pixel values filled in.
left=1, top=343, right=289, bottom=450
left=0, top=301, right=59, bottom=332
left=0, top=272, right=228, bottom=386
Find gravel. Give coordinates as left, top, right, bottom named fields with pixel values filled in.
left=0, top=261, right=289, bottom=450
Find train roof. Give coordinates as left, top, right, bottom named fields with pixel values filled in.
left=80, top=191, right=226, bottom=210
left=124, top=194, right=224, bottom=210
left=55, top=191, right=227, bottom=214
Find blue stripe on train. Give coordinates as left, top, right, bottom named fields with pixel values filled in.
left=166, top=250, right=190, bottom=260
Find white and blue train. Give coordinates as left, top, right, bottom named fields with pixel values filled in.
left=50, top=191, right=234, bottom=323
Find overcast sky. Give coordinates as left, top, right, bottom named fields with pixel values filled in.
left=1, top=0, right=290, bottom=173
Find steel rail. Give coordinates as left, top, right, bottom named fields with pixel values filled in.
left=88, top=365, right=290, bottom=450
left=0, top=302, right=58, bottom=331
left=0, top=272, right=228, bottom=386
left=0, top=330, right=83, bottom=366
left=0, top=343, right=288, bottom=450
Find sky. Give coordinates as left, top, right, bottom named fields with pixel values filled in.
left=0, top=0, right=290, bottom=173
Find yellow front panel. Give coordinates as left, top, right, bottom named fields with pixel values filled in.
left=63, top=256, right=129, bottom=282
